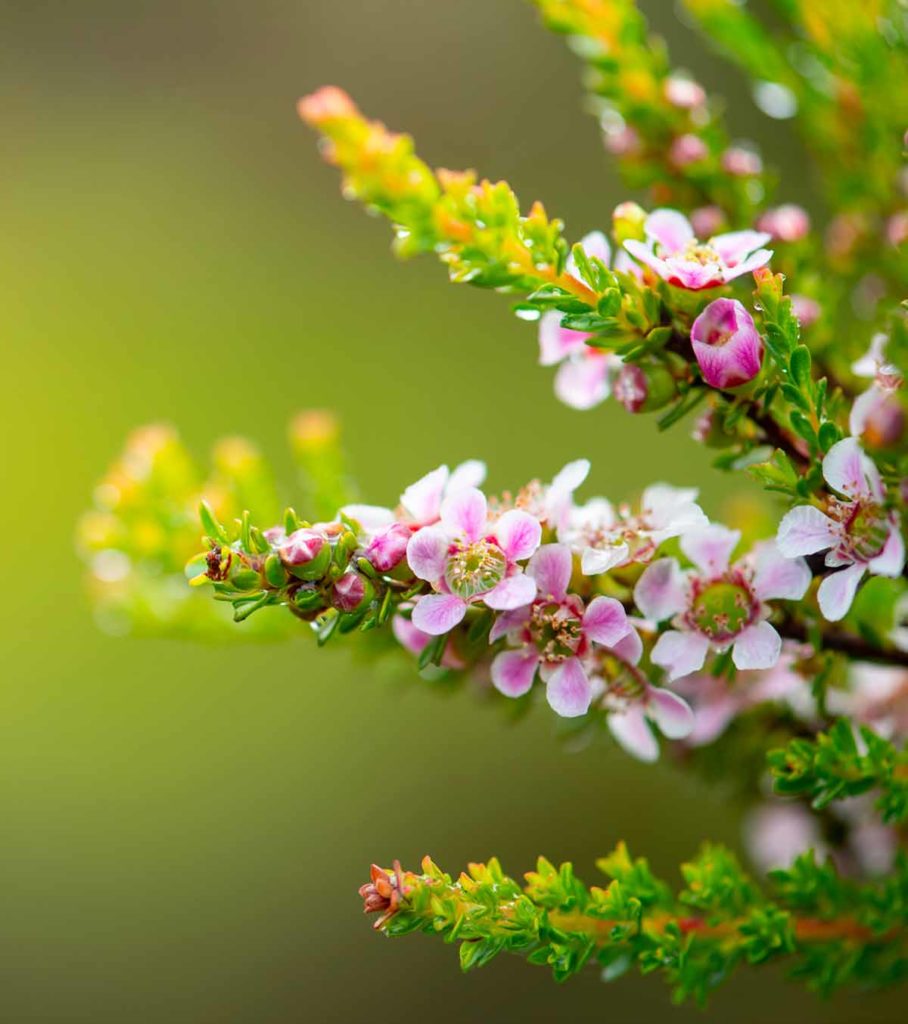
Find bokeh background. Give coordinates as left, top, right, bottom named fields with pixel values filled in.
left=1, top=1, right=902, bottom=1020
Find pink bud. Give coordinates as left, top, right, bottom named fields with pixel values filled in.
left=664, top=76, right=706, bottom=110
left=690, top=205, right=725, bottom=239
left=364, top=522, right=412, bottom=572
left=332, top=572, right=372, bottom=612
left=721, top=146, right=762, bottom=176
left=614, top=365, right=648, bottom=413
left=604, top=125, right=640, bottom=156
left=691, top=298, right=764, bottom=389
left=756, top=204, right=810, bottom=243
left=791, top=294, right=821, bottom=329
left=886, top=211, right=908, bottom=247
left=670, top=133, right=708, bottom=167
left=279, top=527, right=325, bottom=567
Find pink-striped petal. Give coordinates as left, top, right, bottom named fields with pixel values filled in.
left=709, top=229, right=772, bottom=265
left=400, top=465, right=448, bottom=524
left=440, top=486, right=487, bottom=542
left=681, top=525, right=740, bottom=575
left=582, top=596, right=630, bottom=647
left=822, top=437, right=882, bottom=501
left=494, top=509, right=542, bottom=562
left=528, top=544, right=573, bottom=600
left=868, top=522, right=905, bottom=577
left=611, top=626, right=643, bottom=665
left=484, top=572, right=537, bottom=611
left=623, top=239, right=670, bottom=277
left=776, top=505, right=838, bottom=557
left=647, top=687, right=695, bottom=739
left=732, top=621, right=781, bottom=670
left=448, top=459, right=487, bottom=493
left=645, top=208, right=695, bottom=252
left=489, top=606, right=531, bottom=643
left=538, top=311, right=590, bottom=366
left=406, top=526, right=449, bottom=583
left=554, top=353, right=611, bottom=410
left=391, top=614, right=430, bottom=655
left=545, top=657, right=593, bottom=717
left=650, top=629, right=710, bottom=679
left=817, top=563, right=866, bottom=621
left=608, top=705, right=659, bottom=762
left=491, top=649, right=540, bottom=698
left=721, top=248, right=773, bottom=281
left=663, top=258, right=723, bottom=290
left=751, top=543, right=812, bottom=602
left=634, top=558, right=688, bottom=621
left=411, top=593, right=467, bottom=635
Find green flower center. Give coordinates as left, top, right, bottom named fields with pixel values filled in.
left=529, top=601, right=583, bottom=662
left=846, top=502, right=888, bottom=561
left=445, top=541, right=507, bottom=599
left=688, top=577, right=756, bottom=643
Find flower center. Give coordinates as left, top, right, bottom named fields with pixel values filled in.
left=687, top=573, right=757, bottom=643
left=528, top=600, right=583, bottom=662
left=843, top=501, right=889, bottom=562
left=680, top=240, right=721, bottom=266
left=444, top=540, right=507, bottom=599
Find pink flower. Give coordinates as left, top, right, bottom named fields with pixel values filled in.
left=559, top=483, right=707, bottom=575
left=363, top=522, right=412, bottom=572
left=635, top=527, right=811, bottom=679
left=489, top=544, right=630, bottom=717
left=690, top=206, right=725, bottom=239
left=756, top=204, right=810, bottom=243
left=791, top=294, right=821, bottom=329
left=777, top=438, right=905, bottom=621
left=605, top=684, right=695, bottom=762
left=690, top=298, right=764, bottom=388
left=407, top=488, right=542, bottom=635
left=391, top=612, right=465, bottom=670
left=744, top=804, right=822, bottom=873
left=721, top=146, right=762, bottom=176
left=664, top=75, right=706, bottom=110
left=624, top=209, right=772, bottom=290
left=669, top=133, right=708, bottom=168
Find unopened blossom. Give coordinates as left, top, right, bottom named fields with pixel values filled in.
left=690, top=206, right=725, bottom=239
left=624, top=208, right=772, bottom=290
left=635, top=528, right=811, bottom=679
left=670, top=133, right=708, bottom=168
left=791, top=294, right=821, bottom=329
left=744, top=804, right=822, bottom=873
left=756, top=204, right=810, bottom=243
left=407, top=487, right=542, bottom=634
left=603, top=124, right=640, bottom=156
left=489, top=544, right=630, bottom=717
left=886, top=211, right=908, bottom=247
left=664, top=75, right=706, bottom=110
left=690, top=298, right=764, bottom=388
left=613, top=364, right=648, bottom=412
left=777, top=438, right=904, bottom=621
left=560, top=483, right=707, bottom=575
left=363, top=522, right=412, bottom=572
left=850, top=387, right=905, bottom=448
left=278, top=527, right=332, bottom=579
left=721, top=146, right=762, bottom=176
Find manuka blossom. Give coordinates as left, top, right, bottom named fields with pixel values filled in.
left=407, top=488, right=542, bottom=634
left=849, top=333, right=904, bottom=447
left=489, top=544, right=630, bottom=717
left=777, top=438, right=904, bottom=621
left=756, top=204, right=810, bottom=243
left=690, top=298, right=764, bottom=388
left=559, top=483, right=707, bottom=575
left=623, top=209, right=772, bottom=290
left=634, top=527, right=811, bottom=679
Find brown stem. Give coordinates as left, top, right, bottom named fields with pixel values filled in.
left=778, top=616, right=908, bottom=668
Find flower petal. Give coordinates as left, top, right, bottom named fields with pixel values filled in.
left=484, top=572, right=537, bottom=611
left=391, top=614, right=430, bottom=655
left=681, top=525, right=740, bottom=575
left=340, top=504, right=396, bottom=531
left=817, top=563, right=866, bottom=622
left=545, top=657, right=593, bottom=717
left=822, top=437, right=882, bottom=501
left=491, top=649, right=539, bottom=698
left=554, top=354, right=611, bottom=410
left=406, top=526, right=449, bottom=582
left=709, top=229, right=772, bottom=265
left=732, top=621, right=782, bottom=670
left=494, top=509, right=542, bottom=562
left=634, top=558, right=688, bottom=621
left=567, top=229, right=611, bottom=277
left=583, top=596, right=630, bottom=647
left=538, top=311, right=589, bottom=366
left=623, top=239, right=669, bottom=277
left=448, top=459, right=487, bottom=493
left=581, top=543, right=629, bottom=575
left=611, top=626, right=643, bottom=665
left=663, top=257, right=723, bottom=290
left=650, top=629, right=710, bottom=680
left=411, top=593, right=467, bottom=635
left=776, top=505, right=838, bottom=557
left=608, top=705, right=659, bottom=762
left=721, top=248, right=773, bottom=280
left=647, top=687, right=695, bottom=739
left=528, top=544, right=573, bottom=600
left=400, top=465, right=449, bottom=525
left=645, top=208, right=695, bottom=252
left=868, top=522, right=905, bottom=577
left=751, top=543, right=812, bottom=601
left=440, top=486, right=487, bottom=542
left=488, top=606, right=531, bottom=643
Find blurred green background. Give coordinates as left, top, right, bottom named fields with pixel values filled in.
left=1, top=1, right=901, bottom=1020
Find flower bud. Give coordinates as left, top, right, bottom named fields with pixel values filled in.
left=611, top=202, right=647, bottom=244
left=756, top=204, right=810, bottom=243
left=613, top=361, right=677, bottom=413
left=670, top=133, right=708, bottom=168
left=720, top=146, right=762, bottom=176
left=331, top=571, right=375, bottom=613
left=690, top=205, right=725, bottom=239
left=664, top=76, right=705, bottom=110
left=364, top=522, right=412, bottom=573
left=603, top=125, right=640, bottom=156
left=279, top=527, right=332, bottom=580
left=791, top=295, right=821, bottom=329
left=691, top=299, right=764, bottom=389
